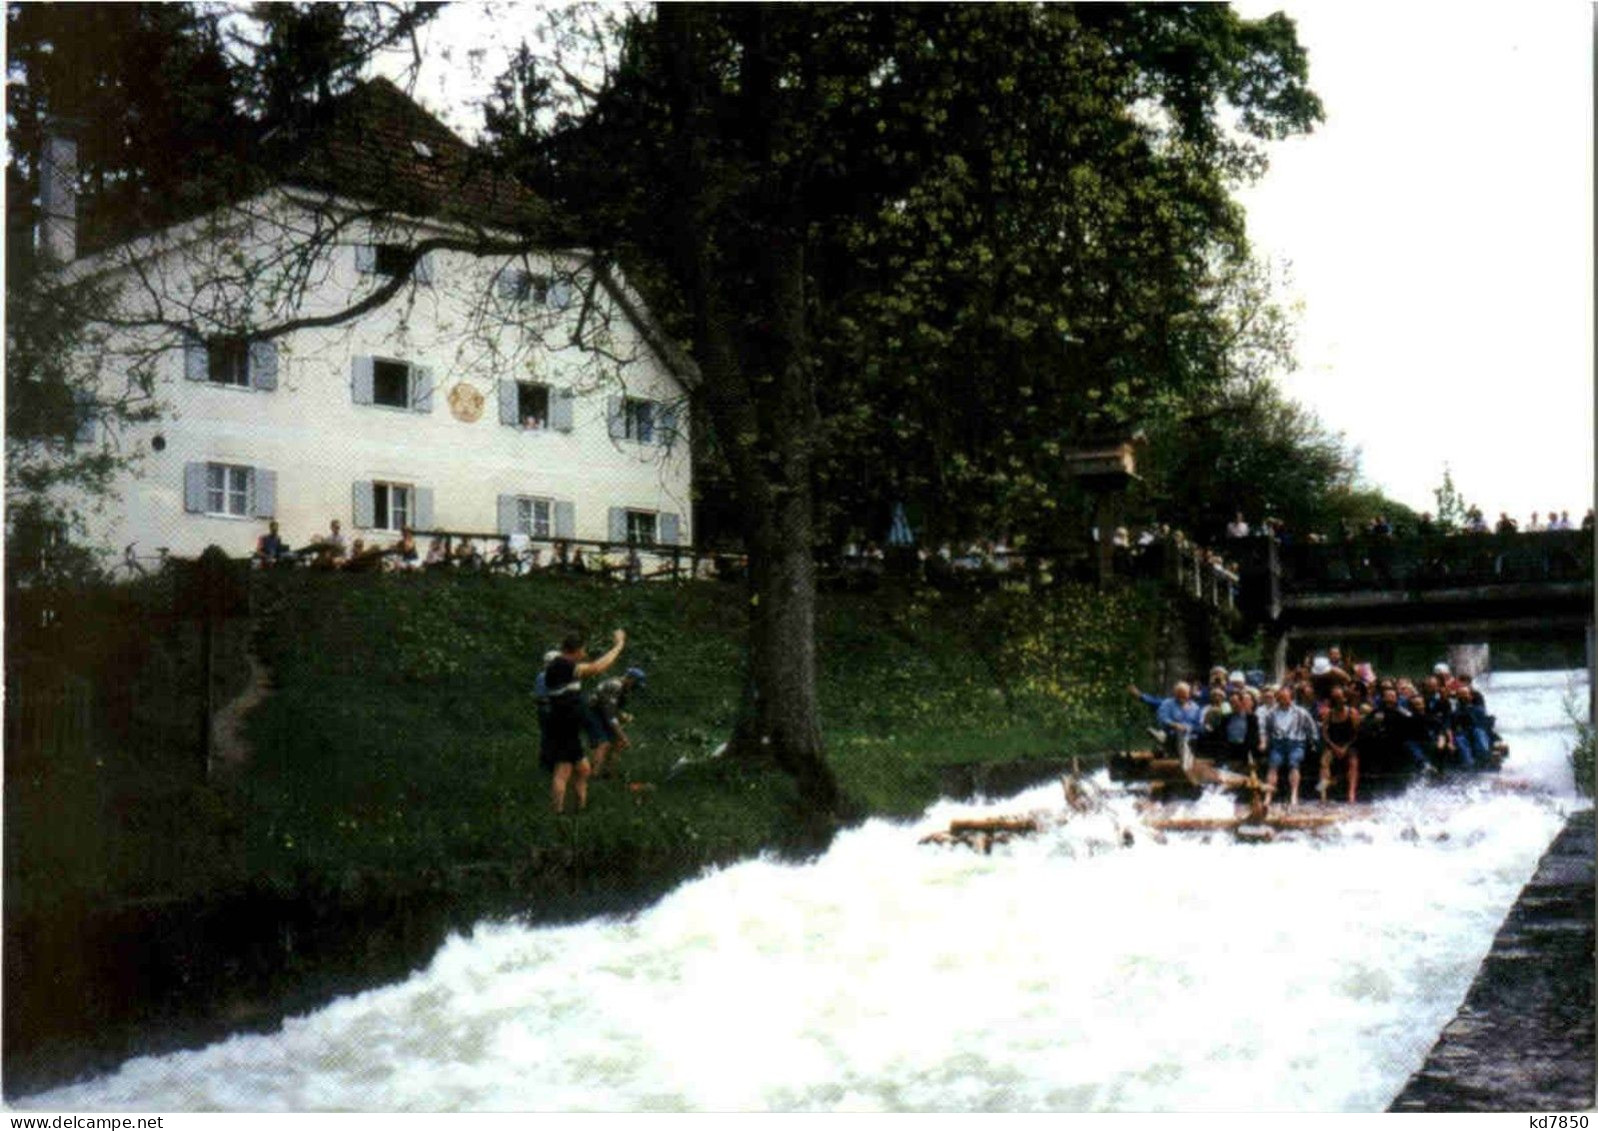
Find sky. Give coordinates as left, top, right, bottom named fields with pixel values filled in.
left=379, top=0, right=1595, bottom=524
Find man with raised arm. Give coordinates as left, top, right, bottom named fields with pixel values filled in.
left=541, top=628, right=627, bottom=815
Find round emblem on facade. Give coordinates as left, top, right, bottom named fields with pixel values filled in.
left=448, top=382, right=485, bottom=423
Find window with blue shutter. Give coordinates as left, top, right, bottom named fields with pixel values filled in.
left=355, top=245, right=377, bottom=274
left=606, top=396, right=624, bottom=440
left=411, top=367, right=434, bottom=414
left=352, top=481, right=375, bottom=528
left=658, top=404, right=679, bottom=449
left=413, top=486, right=435, bottom=531
left=187, top=462, right=254, bottom=517
left=554, top=500, right=576, bottom=540
left=253, top=468, right=277, bottom=517
left=498, top=381, right=519, bottom=426
left=608, top=507, right=627, bottom=545
left=352, top=357, right=375, bottom=404
left=551, top=388, right=575, bottom=433
left=660, top=512, right=681, bottom=547
left=249, top=340, right=279, bottom=391
left=72, top=388, right=96, bottom=444
left=184, top=339, right=209, bottom=382
left=497, top=494, right=518, bottom=536
left=184, top=463, right=207, bottom=512
left=414, top=252, right=434, bottom=286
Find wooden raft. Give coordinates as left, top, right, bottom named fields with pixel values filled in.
left=918, top=763, right=1110, bottom=853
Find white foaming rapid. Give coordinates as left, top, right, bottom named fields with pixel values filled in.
left=19, top=671, right=1590, bottom=1112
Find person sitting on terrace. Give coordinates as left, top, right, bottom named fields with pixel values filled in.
left=1583, top=509, right=1595, bottom=531
left=312, top=518, right=348, bottom=568
left=454, top=536, right=483, bottom=569
left=424, top=536, right=449, bottom=569
left=344, top=537, right=387, bottom=573
left=393, top=527, right=420, bottom=570
left=1552, top=509, right=1573, bottom=531
left=490, top=536, right=517, bottom=572
left=570, top=546, right=589, bottom=574
left=255, top=520, right=291, bottom=566
left=1465, top=508, right=1489, bottom=533
left=1495, top=512, right=1518, bottom=535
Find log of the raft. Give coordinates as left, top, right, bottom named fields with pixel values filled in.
left=948, top=816, right=1040, bottom=835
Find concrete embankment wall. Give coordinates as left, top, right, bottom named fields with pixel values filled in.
left=1390, top=808, right=1595, bottom=1111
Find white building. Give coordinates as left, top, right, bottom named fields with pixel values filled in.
left=52, top=79, right=690, bottom=564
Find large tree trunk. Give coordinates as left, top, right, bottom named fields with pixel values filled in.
left=737, top=470, right=840, bottom=814
left=657, top=5, right=841, bottom=816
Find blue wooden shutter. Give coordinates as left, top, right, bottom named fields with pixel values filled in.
left=352, top=357, right=374, bottom=404
left=659, top=404, right=679, bottom=449
left=606, top=396, right=624, bottom=440
left=185, top=339, right=208, bottom=382
left=660, top=512, right=681, bottom=546
left=352, top=481, right=374, bottom=528
left=499, top=381, right=519, bottom=426
left=497, top=494, right=518, bottom=536
left=549, top=278, right=574, bottom=310
left=355, top=245, right=376, bottom=274
left=554, top=500, right=575, bottom=539
left=411, top=366, right=434, bottom=413
left=492, top=266, right=524, bottom=298
left=551, top=387, right=575, bottom=433
left=253, top=468, right=277, bottom=517
left=249, top=340, right=278, bottom=391
left=72, top=388, right=96, bottom=444
left=608, top=507, right=627, bottom=545
left=413, top=487, right=435, bottom=531
left=415, top=252, right=434, bottom=286
left=184, top=463, right=207, bottom=512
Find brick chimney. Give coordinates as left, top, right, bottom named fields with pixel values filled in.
left=38, top=133, right=78, bottom=264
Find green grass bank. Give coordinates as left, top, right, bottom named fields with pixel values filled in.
left=240, top=570, right=1160, bottom=888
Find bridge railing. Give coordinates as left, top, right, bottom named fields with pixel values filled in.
left=1227, top=530, right=1592, bottom=610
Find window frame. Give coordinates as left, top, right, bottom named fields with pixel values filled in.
left=622, top=398, right=656, bottom=445
left=204, top=462, right=254, bottom=518
left=207, top=338, right=251, bottom=388
left=625, top=509, right=658, bottom=548
left=372, top=244, right=411, bottom=278
left=516, top=495, right=553, bottom=539
left=372, top=359, right=412, bottom=409
left=372, top=481, right=413, bottom=533
left=517, top=382, right=551, bottom=430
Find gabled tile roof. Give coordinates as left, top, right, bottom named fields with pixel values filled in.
left=270, top=77, right=550, bottom=234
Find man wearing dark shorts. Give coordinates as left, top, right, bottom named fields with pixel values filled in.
left=542, top=628, right=627, bottom=815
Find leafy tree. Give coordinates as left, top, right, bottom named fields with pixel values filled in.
left=485, top=3, right=1321, bottom=809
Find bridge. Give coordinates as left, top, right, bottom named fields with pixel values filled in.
left=1230, top=530, right=1594, bottom=679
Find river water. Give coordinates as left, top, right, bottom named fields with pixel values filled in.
left=18, top=670, right=1591, bottom=1112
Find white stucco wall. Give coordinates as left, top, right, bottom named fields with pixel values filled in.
left=73, top=197, right=691, bottom=562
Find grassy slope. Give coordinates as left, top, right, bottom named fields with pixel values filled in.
left=243, top=572, right=1149, bottom=887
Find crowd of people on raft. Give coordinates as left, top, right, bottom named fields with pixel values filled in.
left=1130, top=648, right=1502, bottom=809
